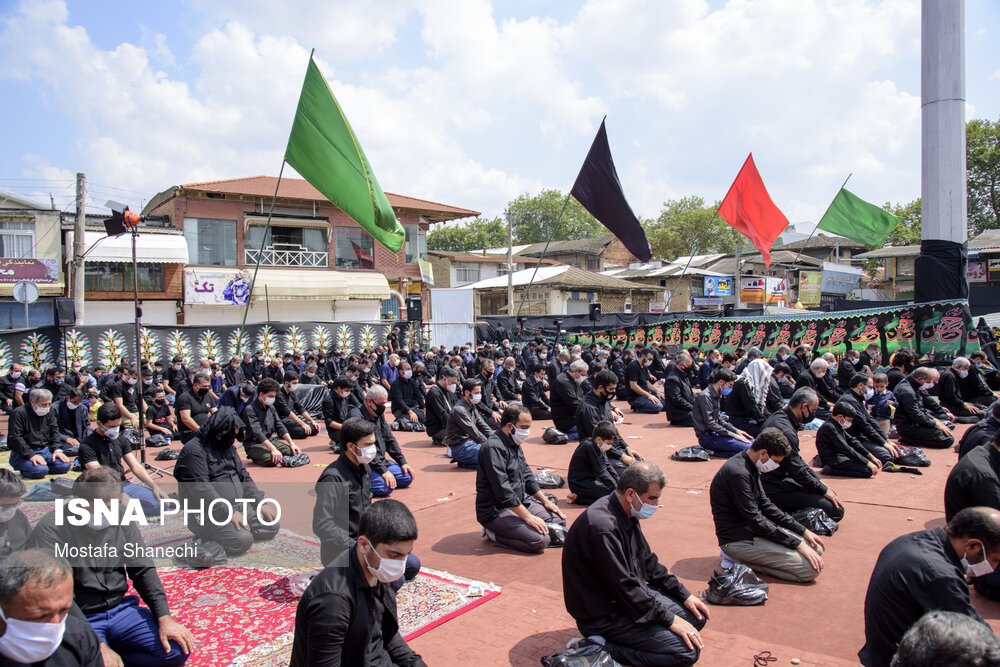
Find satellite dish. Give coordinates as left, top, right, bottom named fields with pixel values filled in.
left=12, top=281, right=39, bottom=304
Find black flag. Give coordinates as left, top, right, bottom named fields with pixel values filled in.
left=570, top=118, right=652, bottom=262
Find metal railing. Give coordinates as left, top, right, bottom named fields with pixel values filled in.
left=244, top=244, right=328, bottom=268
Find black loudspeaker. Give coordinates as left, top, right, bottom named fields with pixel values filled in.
left=406, top=295, right=422, bottom=322
left=54, top=298, right=76, bottom=327
left=723, top=303, right=735, bottom=317
left=589, top=302, right=602, bottom=322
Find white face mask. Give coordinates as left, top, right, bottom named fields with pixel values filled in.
left=104, top=425, right=121, bottom=439
left=574, top=373, right=586, bottom=384
left=263, top=396, right=276, bottom=406
left=126, top=376, right=138, bottom=385
left=354, top=443, right=377, bottom=465
left=215, top=370, right=224, bottom=378
left=0, top=606, right=66, bottom=663
left=173, top=364, right=182, bottom=370
left=402, top=370, right=413, bottom=379
left=840, top=419, right=853, bottom=430
left=596, top=440, right=613, bottom=452
left=469, top=393, right=482, bottom=405
left=66, top=400, right=80, bottom=411
left=0, top=503, right=21, bottom=523
left=32, top=404, right=50, bottom=416
left=962, top=543, right=995, bottom=578
left=921, top=381, right=935, bottom=391
left=512, top=427, right=530, bottom=445
left=644, top=359, right=653, bottom=368
left=756, top=457, right=780, bottom=474
left=446, top=382, right=457, bottom=393
left=9, top=371, right=20, bottom=379
left=364, top=541, right=407, bottom=583
left=815, top=372, right=826, bottom=379
left=864, top=387, right=875, bottom=400
left=391, top=359, right=400, bottom=367
left=959, top=369, right=969, bottom=378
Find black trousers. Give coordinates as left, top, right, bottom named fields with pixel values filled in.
left=568, top=478, right=615, bottom=506
left=821, top=460, right=873, bottom=478
left=580, top=590, right=706, bottom=667
left=392, top=408, right=425, bottom=423
left=529, top=405, right=551, bottom=420
left=762, top=477, right=845, bottom=522
left=858, top=439, right=892, bottom=465
left=665, top=412, right=693, bottom=427
left=896, top=423, right=954, bottom=449
left=283, top=417, right=318, bottom=440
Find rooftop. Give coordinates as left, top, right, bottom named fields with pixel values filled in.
left=776, top=233, right=868, bottom=251
left=517, top=236, right=618, bottom=258
left=461, top=264, right=658, bottom=291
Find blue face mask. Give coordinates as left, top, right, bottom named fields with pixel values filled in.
left=720, top=386, right=733, bottom=396
left=629, top=494, right=658, bottom=520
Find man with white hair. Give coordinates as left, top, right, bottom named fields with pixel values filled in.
left=796, top=358, right=836, bottom=420
left=936, top=357, right=987, bottom=424
left=349, top=385, right=414, bottom=497
left=7, top=388, right=72, bottom=478
left=551, top=360, right=589, bottom=440
left=894, top=368, right=955, bottom=450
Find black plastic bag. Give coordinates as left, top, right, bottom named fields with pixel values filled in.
left=671, top=446, right=710, bottom=462
left=541, top=640, right=620, bottom=666
left=542, top=492, right=559, bottom=506
left=145, top=433, right=172, bottom=448
left=535, top=472, right=566, bottom=489
left=546, top=522, right=566, bottom=548
left=791, top=507, right=839, bottom=536
left=894, top=445, right=931, bottom=467
left=281, top=453, right=311, bottom=468
left=156, top=448, right=180, bottom=461
left=543, top=427, right=569, bottom=444
left=705, top=564, right=769, bottom=606
left=51, top=477, right=76, bottom=496
left=173, top=539, right=227, bottom=569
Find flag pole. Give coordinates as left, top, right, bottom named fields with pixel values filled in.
left=667, top=208, right=721, bottom=312
left=513, top=191, right=573, bottom=319
left=238, top=160, right=287, bottom=337
left=764, top=173, right=852, bottom=313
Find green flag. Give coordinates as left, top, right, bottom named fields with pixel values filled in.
left=817, top=187, right=900, bottom=247
left=285, top=56, right=404, bottom=252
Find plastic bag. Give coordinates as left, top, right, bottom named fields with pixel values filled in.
left=535, top=472, right=566, bottom=489
left=145, top=433, right=172, bottom=448
left=791, top=507, right=839, bottom=536
left=281, top=453, right=311, bottom=468
left=173, top=539, right=227, bottom=569
left=155, top=448, right=180, bottom=461
left=671, top=446, right=710, bottom=462
left=543, top=427, right=569, bottom=444
left=541, top=639, right=621, bottom=666
left=705, top=564, right=769, bottom=606
left=894, top=445, right=931, bottom=467
left=546, top=522, right=566, bottom=548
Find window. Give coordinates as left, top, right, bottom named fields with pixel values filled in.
left=496, top=262, right=510, bottom=276
left=184, top=218, right=237, bottom=266
left=454, top=262, right=480, bottom=284
left=586, top=258, right=599, bottom=270
left=334, top=227, right=374, bottom=270
left=405, top=224, right=427, bottom=263
left=85, top=262, right=164, bottom=292
left=0, top=221, right=34, bottom=258
left=246, top=223, right=328, bottom=267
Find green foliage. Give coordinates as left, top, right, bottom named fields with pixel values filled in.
left=505, top=189, right=606, bottom=244
left=646, top=196, right=742, bottom=261
left=967, top=116, right=1000, bottom=236
left=880, top=198, right=922, bottom=247
left=426, top=217, right=508, bottom=252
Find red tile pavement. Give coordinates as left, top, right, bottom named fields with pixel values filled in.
left=39, top=400, right=1000, bottom=666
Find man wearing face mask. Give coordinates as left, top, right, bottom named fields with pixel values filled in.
left=692, top=369, right=753, bottom=458
left=759, top=387, right=845, bottom=522
left=625, top=349, right=664, bottom=414
left=474, top=359, right=506, bottom=430
left=567, top=421, right=620, bottom=506
left=0, top=470, right=28, bottom=559
left=321, top=376, right=360, bottom=451
left=663, top=352, right=696, bottom=427
left=78, top=403, right=168, bottom=516
left=36, top=366, right=70, bottom=402
left=54, top=388, right=88, bottom=454
left=443, top=379, right=492, bottom=469
left=0, top=363, right=23, bottom=414
left=710, top=428, right=826, bottom=583
left=243, top=378, right=302, bottom=467
left=576, top=371, right=641, bottom=474
left=815, top=403, right=884, bottom=478
left=425, top=368, right=459, bottom=448
left=379, top=353, right=400, bottom=392
left=563, top=461, right=711, bottom=666
left=550, top=360, right=589, bottom=440
left=175, top=372, right=216, bottom=444
left=348, top=386, right=414, bottom=497
left=476, top=404, right=566, bottom=553
left=162, top=356, right=192, bottom=406
left=936, top=357, right=986, bottom=424
left=838, top=374, right=897, bottom=465
left=275, top=371, right=320, bottom=439
left=28, top=467, right=194, bottom=667
left=795, top=359, right=836, bottom=420
left=0, top=549, right=102, bottom=666
left=313, top=418, right=421, bottom=585
left=102, top=365, right=142, bottom=430
left=390, top=362, right=425, bottom=430
left=292, top=500, right=425, bottom=666
left=859, top=507, right=1000, bottom=667
left=174, top=408, right=278, bottom=557
left=893, top=367, right=955, bottom=449
left=13, top=368, right=41, bottom=409
left=521, top=364, right=551, bottom=420
left=7, top=388, right=72, bottom=479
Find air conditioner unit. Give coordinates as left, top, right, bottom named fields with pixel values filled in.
left=623, top=298, right=632, bottom=314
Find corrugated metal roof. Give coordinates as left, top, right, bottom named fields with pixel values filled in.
left=854, top=245, right=920, bottom=259
left=461, top=265, right=657, bottom=291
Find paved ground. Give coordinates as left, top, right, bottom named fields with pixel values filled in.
left=27, top=399, right=1000, bottom=666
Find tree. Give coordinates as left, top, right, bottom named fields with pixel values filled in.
left=426, top=217, right=507, bottom=252
left=505, top=189, right=606, bottom=244
left=880, top=198, right=921, bottom=247
left=967, top=116, right=1000, bottom=236
left=645, top=196, right=742, bottom=261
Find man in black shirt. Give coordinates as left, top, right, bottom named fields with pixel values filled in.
left=894, top=368, right=955, bottom=449
left=322, top=376, right=359, bottom=449
left=710, top=428, right=826, bottom=582
left=291, top=500, right=425, bottom=667
left=838, top=373, right=897, bottom=465
left=162, top=355, right=191, bottom=406
left=859, top=507, right=1000, bottom=667
left=425, top=368, right=458, bottom=447
left=858, top=343, right=880, bottom=373
left=275, top=371, right=320, bottom=439
left=0, top=470, right=29, bottom=560
left=475, top=360, right=506, bottom=429
left=174, top=408, right=278, bottom=556
left=36, top=366, right=70, bottom=401
left=144, top=387, right=176, bottom=444
left=520, top=364, right=551, bottom=419
left=796, top=358, right=836, bottom=419
left=242, top=378, right=302, bottom=467
left=443, top=379, right=492, bottom=469
left=389, top=362, right=425, bottom=429
left=624, top=349, right=664, bottom=414
left=611, top=348, right=634, bottom=400
left=958, top=402, right=1000, bottom=458
left=575, top=370, right=640, bottom=474
left=837, top=348, right=861, bottom=392
left=28, top=467, right=194, bottom=667
left=815, top=403, right=883, bottom=478
left=102, top=365, right=142, bottom=429
left=0, top=549, right=103, bottom=666
left=7, top=388, right=72, bottom=478
left=476, top=404, right=565, bottom=553
left=937, top=357, right=986, bottom=423
left=550, top=360, right=588, bottom=438
left=223, top=356, right=244, bottom=389
left=175, top=372, right=216, bottom=444
left=54, top=388, right=88, bottom=451
left=563, top=461, right=710, bottom=667
left=348, top=386, right=414, bottom=498
left=663, top=352, right=696, bottom=426
left=496, top=357, right=520, bottom=402
left=567, top=420, right=619, bottom=506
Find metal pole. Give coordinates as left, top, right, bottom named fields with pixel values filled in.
left=513, top=192, right=573, bottom=319
left=506, top=212, right=514, bottom=316
left=734, top=240, right=742, bottom=310
left=238, top=161, right=286, bottom=336
left=131, top=227, right=147, bottom=463
left=668, top=210, right=721, bottom=312
left=23, top=301, right=29, bottom=329
left=73, top=173, right=86, bottom=325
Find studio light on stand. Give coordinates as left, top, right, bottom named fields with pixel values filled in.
left=104, top=200, right=173, bottom=478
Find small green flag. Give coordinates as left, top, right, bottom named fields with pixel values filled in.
left=817, top=187, right=900, bottom=247
left=285, top=56, right=404, bottom=252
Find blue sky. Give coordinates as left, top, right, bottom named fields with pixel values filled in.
left=1, top=0, right=998, bottom=230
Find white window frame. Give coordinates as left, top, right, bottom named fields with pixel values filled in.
left=0, top=221, right=35, bottom=259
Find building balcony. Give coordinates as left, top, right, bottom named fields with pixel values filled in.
left=244, top=244, right=328, bottom=268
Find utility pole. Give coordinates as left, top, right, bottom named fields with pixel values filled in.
left=73, top=173, right=86, bottom=325
left=506, top=213, right=514, bottom=316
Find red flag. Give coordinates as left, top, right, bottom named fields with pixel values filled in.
left=718, top=153, right=789, bottom=266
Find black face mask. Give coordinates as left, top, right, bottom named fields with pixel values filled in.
left=154, top=399, right=166, bottom=406
left=213, top=432, right=237, bottom=450
left=801, top=408, right=815, bottom=423
left=370, top=402, right=385, bottom=417
left=196, top=387, right=209, bottom=398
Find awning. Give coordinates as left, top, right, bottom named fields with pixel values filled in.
left=66, top=231, right=189, bottom=264
left=251, top=268, right=389, bottom=302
